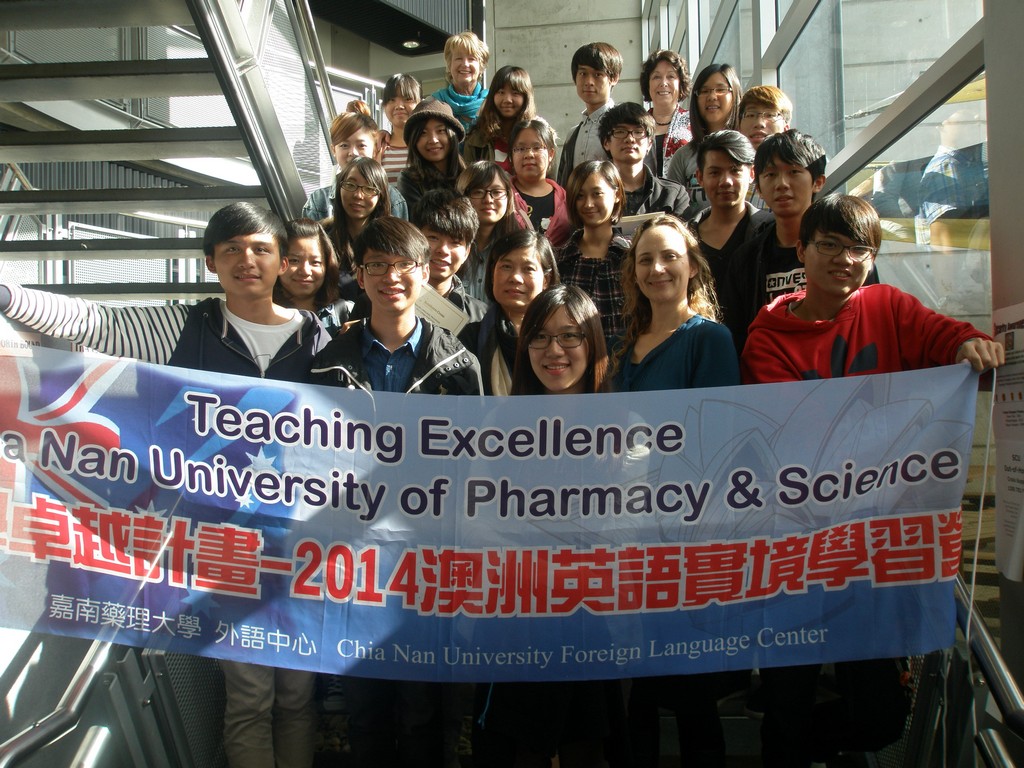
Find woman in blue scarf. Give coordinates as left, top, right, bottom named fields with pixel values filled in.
left=431, top=30, right=490, bottom=133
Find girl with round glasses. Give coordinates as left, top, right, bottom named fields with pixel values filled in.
left=509, top=118, right=571, bottom=250
left=666, top=64, right=743, bottom=211
left=456, top=160, right=530, bottom=301
left=325, top=157, right=391, bottom=304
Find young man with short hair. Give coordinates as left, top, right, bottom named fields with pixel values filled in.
left=689, top=129, right=773, bottom=290
left=719, top=129, right=878, bottom=354
left=599, top=101, right=690, bottom=219
left=411, top=188, right=488, bottom=323
left=741, top=194, right=1002, bottom=767
left=0, top=202, right=330, bottom=768
left=556, top=41, right=623, bottom=188
left=309, top=216, right=480, bottom=767
left=737, top=85, right=792, bottom=150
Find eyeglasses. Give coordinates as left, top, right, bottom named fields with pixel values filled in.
left=527, top=331, right=587, bottom=349
left=340, top=180, right=380, bottom=197
left=698, top=86, right=731, bottom=97
left=741, top=110, right=784, bottom=122
left=361, top=259, right=421, bottom=276
left=610, top=128, right=649, bottom=141
left=468, top=188, right=508, bottom=201
left=809, top=240, right=877, bottom=262
left=512, top=144, right=547, bottom=155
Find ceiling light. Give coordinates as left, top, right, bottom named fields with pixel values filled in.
left=402, top=39, right=421, bottom=49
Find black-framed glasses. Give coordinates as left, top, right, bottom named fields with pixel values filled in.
left=340, top=180, right=381, bottom=197
left=361, top=260, right=421, bottom=276
left=468, top=188, right=508, bottom=201
left=610, top=128, right=648, bottom=141
left=528, top=331, right=587, bottom=349
left=741, top=110, right=784, bottom=122
left=809, top=240, right=876, bottom=262
left=698, top=86, right=731, bottom=97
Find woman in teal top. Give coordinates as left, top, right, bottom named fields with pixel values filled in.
left=613, top=214, right=738, bottom=391
left=612, top=214, right=739, bottom=767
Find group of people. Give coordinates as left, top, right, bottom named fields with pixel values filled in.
left=0, top=27, right=1005, bottom=768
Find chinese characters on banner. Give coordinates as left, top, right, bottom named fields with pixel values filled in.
left=0, top=347, right=978, bottom=681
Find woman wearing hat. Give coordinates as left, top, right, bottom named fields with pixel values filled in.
left=396, top=97, right=467, bottom=211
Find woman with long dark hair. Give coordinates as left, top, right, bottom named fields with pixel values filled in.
left=463, top=65, right=536, bottom=171
left=397, top=98, right=467, bottom=210
left=274, top=218, right=352, bottom=336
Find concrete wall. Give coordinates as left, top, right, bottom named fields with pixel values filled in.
left=486, top=0, right=644, bottom=167
left=319, top=1, right=644, bottom=162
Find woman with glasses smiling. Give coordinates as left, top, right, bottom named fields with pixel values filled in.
left=509, top=118, right=572, bottom=250
left=666, top=64, right=743, bottom=213
left=323, top=157, right=391, bottom=306
left=456, top=160, right=531, bottom=301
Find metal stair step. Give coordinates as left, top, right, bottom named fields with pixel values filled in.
left=0, top=127, right=246, bottom=163
left=0, top=0, right=192, bottom=31
left=2, top=238, right=208, bottom=262
left=0, top=60, right=220, bottom=102
left=0, top=185, right=266, bottom=215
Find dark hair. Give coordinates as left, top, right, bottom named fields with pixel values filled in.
left=274, top=218, right=341, bottom=309
left=599, top=102, right=655, bottom=147
left=382, top=73, right=421, bottom=104
left=696, top=129, right=755, bottom=171
left=484, top=229, right=559, bottom=303
left=509, top=117, right=558, bottom=151
left=329, top=157, right=391, bottom=273
left=570, top=42, right=623, bottom=81
left=512, top=285, right=610, bottom=395
left=203, top=202, right=286, bottom=258
left=615, top=215, right=720, bottom=374
left=565, top=160, right=625, bottom=230
left=640, top=49, right=691, bottom=103
left=330, top=111, right=379, bottom=148
left=799, top=194, right=881, bottom=252
left=754, top=129, right=827, bottom=186
left=456, top=161, right=527, bottom=244
left=352, top=217, right=430, bottom=266
left=688, top=64, right=743, bottom=143
left=412, top=188, right=479, bottom=243
left=468, top=65, right=536, bottom=144
left=405, top=116, right=465, bottom=186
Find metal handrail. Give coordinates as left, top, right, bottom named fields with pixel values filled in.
left=954, top=574, right=1024, bottom=739
left=976, top=728, right=1015, bottom=768
left=286, top=0, right=336, bottom=135
left=0, top=640, right=113, bottom=768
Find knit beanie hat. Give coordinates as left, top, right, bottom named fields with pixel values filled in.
left=403, top=98, right=466, bottom=145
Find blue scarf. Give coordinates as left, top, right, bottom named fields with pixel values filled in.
left=432, top=82, right=488, bottom=129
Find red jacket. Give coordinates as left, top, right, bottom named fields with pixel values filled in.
left=741, top=284, right=989, bottom=383
left=512, top=178, right=571, bottom=250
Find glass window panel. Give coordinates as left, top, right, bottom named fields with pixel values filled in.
left=777, top=0, right=794, bottom=24
left=847, top=77, right=989, bottom=328
left=780, top=0, right=982, bottom=158
left=713, top=0, right=753, bottom=82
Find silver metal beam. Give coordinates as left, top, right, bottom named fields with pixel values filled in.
left=0, top=60, right=220, bottom=102
left=0, top=185, right=266, bottom=215
left=0, top=127, right=246, bottom=162
left=1, top=238, right=204, bottom=262
left=185, top=0, right=309, bottom=219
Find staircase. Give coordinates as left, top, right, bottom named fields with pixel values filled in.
left=0, top=0, right=337, bottom=299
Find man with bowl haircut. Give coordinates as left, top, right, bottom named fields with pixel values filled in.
left=599, top=101, right=690, bottom=219
left=556, top=41, right=623, bottom=188
left=0, top=201, right=330, bottom=768
left=412, top=188, right=488, bottom=323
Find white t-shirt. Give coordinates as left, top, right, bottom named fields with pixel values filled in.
left=222, top=301, right=303, bottom=374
